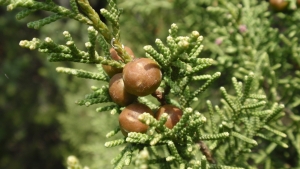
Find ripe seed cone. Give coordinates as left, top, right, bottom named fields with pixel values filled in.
left=119, top=103, right=153, bottom=136
left=102, top=46, right=135, bottom=77
left=156, top=104, right=183, bottom=129
left=123, top=58, right=162, bottom=96
left=109, top=73, right=137, bottom=106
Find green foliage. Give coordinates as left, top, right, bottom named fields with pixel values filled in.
left=1, top=0, right=300, bottom=168
left=0, top=7, right=69, bottom=169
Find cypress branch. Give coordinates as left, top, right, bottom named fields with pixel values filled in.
left=231, top=131, right=257, bottom=145
left=56, top=67, right=108, bottom=81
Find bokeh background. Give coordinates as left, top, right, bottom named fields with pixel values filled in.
left=1, top=0, right=300, bottom=168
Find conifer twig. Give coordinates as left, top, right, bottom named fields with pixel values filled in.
left=198, top=141, right=216, bottom=164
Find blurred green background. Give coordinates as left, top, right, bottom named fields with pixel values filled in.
left=0, top=1, right=110, bottom=168
left=1, top=0, right=300, bottom=168
left=0, top=7, right=71, bottom=169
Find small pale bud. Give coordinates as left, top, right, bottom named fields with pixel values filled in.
left=63, top=31, right=70, bottom=36
left=239, top=24, right=247, bottom=33
left=19, top=41, right=26, bottom=46
left=67, top=155, right=78, bottom=166
left=215, top=38, right=223, bottom=45
left=45, top=37, right=52, bottom=43
left=29, top=45, right=35, bottom=50
left=85, top=42, right=92, bottom=48
left=192, top=31, right=200, bottom=38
